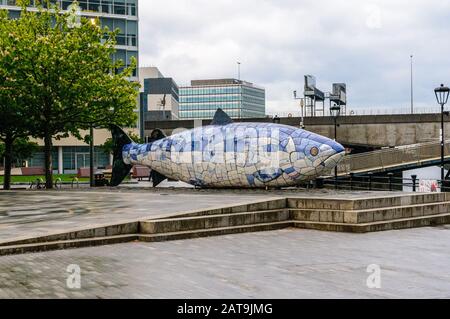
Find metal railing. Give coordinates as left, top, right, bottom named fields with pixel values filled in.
left=267, top=106, right=441, bottom=118
left=320, top=173, right=449, bottom=193
left=337, top=141, right=450, bottom=175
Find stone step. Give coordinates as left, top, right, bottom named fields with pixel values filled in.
left=291, top=201, right=450, bottom=224
left=0, top=234, right=138, bottom=256
left=139, top=221, right=294, bottom=243
left=168, top=198, right=287, bottom=219
left=294, top=213, right=450, bottom=233
left=0, top=220, right=295, bottom=256
left=287, top=193, right=448, bottom=211
left=0, top=222, right=139, bottom=247
left=141, top=209, right=290, bottom=234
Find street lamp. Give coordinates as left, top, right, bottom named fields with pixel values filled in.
left=330, top=104, right=341, bottom=188
left=293, top=90, right=306, bottom=128
left=435, top=84, right=450, bottom=184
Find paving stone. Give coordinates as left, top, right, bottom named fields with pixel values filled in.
left=0, top=227, right=450, bottom=298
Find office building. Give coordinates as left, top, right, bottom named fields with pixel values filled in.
left=179, top=79, right=266, bottom=120
left=139, top=67, right=179, bottom=137
left=0, top=0, right=139, bottom=173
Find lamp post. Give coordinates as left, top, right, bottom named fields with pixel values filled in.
left=435, top=84, right=450, bottom=185
left=293, top=90, right=306, bottom=129
left=330, top=104, right=341, bottom=188
left=89, top=124, right=95, bottom=188
left=410, top=55, right=414, bottom=114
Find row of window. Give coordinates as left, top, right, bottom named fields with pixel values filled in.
left=179, top=102, right=242, bottom=111
left=179, top=103, right=245, bottom=112
left=179, top=110, right=243, bottom=119
left=180, top=95, right=242, bottom=103
left=180, top=86, right=243, bottom=96
left=242, top=86, right=266, bottom=99
left=1, top=0, right=138, bottom=16
left=28, top=147, right=110, bottom=171
left=179, top=110, right=265, bottom=120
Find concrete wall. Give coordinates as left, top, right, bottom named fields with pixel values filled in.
left=144, top=114, right=448, bottom=148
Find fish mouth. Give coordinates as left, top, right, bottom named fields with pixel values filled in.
left=322, top=151, right=345, bottom=169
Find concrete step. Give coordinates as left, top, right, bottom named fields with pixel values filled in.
left=0, top=222, right=139, bottom=247
left=0, top=220, right=294, bottom=256
left=287, top=193, right=448, bottom=211
left=140, top=209, right=290, bottom=234
left=0, top=234, right=138, bottom=256
left=168, top=198, right=287, bottom=219
left=291, top=201, right=450, bottom=224
left=294, top=213, right=450, bottom=233
left=139, top=221, right=294, bottom=243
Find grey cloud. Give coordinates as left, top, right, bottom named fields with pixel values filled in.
left=139, top=0, right=450, bottom=114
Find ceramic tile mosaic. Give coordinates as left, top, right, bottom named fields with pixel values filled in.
left=120, top=121, right=345, bottom=188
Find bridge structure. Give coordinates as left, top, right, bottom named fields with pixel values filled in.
left=145, top=113, right=450, bottom=149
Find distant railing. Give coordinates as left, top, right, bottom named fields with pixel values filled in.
left=267, top=106, right=441, bottom=118
left=337, top=141, right=450, bottom=175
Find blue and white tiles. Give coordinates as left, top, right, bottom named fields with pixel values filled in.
left=123, top=123, right=345, bottom=188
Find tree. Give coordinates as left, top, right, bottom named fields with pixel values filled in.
left=0, top=138, right=39, bottom=167
left=0, top=9, right=36, bottom=190
left=101, top=131, right=143, bottom=155
left=7, top=1, right=139, bottom=189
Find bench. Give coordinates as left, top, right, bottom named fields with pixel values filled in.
left=77, top=168, right=91, bottom=179
left=132, top=166, right=150, bottom=181
left=21, top=167, right=45, bottom=176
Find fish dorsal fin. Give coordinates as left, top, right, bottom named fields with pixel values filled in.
left=148, top=129, right=166, bottom=143
left=211, top=108, right=233, bottom=126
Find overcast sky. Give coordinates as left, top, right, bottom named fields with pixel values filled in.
left=139, top=0, right=450, bottom=115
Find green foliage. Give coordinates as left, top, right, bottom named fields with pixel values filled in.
left=0, top=138, right=39, bottom=164
left=0, top=0, right=140, bottom=188
left=10, top=0, right=139, bottom=139
left=101, top=131, right=143, bottom=155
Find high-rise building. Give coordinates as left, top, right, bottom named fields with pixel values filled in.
left=139, top=67, right=179, bottom=137
left=0, top=0, right=140, bottom=173
left=179, top=79, right=266, bottom=120
left=0, top=0, right=139, bottom=79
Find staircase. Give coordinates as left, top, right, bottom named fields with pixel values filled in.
left=1, top=194, right=450, bottom=256
left=289, top=193, right=450, bottom=232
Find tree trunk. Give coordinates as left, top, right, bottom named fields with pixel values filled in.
left=2, top=136, right=13, bottom=191
left=44, top=133, right=53, bottom=189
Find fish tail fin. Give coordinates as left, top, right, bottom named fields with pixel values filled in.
left=109, top=125, right=133, bottom=187
left=148, top=129, right=168, bottom=187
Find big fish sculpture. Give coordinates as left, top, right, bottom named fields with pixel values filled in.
left=110, top=109, right=345, bottom=188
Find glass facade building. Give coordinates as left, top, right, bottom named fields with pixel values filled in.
left=0, top=0, right=139, bottom=78
left=0, top=0, right=139, bottom=173
left=179, top=79, right=266, bottom=120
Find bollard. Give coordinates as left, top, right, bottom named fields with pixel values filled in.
left=315, top=178, right=324, bottom=189
left=411, top=175, right=418, bottom=192
left=388, top=173, right=394, bottom=191
left=368, top=173, right=373, bottom=191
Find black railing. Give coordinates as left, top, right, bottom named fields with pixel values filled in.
left=319, top=174, right=445, bottom=192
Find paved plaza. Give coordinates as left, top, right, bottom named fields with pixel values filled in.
left=0, top=226, right=450, bottom=298
left=0, top=189, right=274, bottom=244
left=0, top=188, right=397, bottom=244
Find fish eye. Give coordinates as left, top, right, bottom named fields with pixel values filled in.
left=310, top=147, right=319, bottom=157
